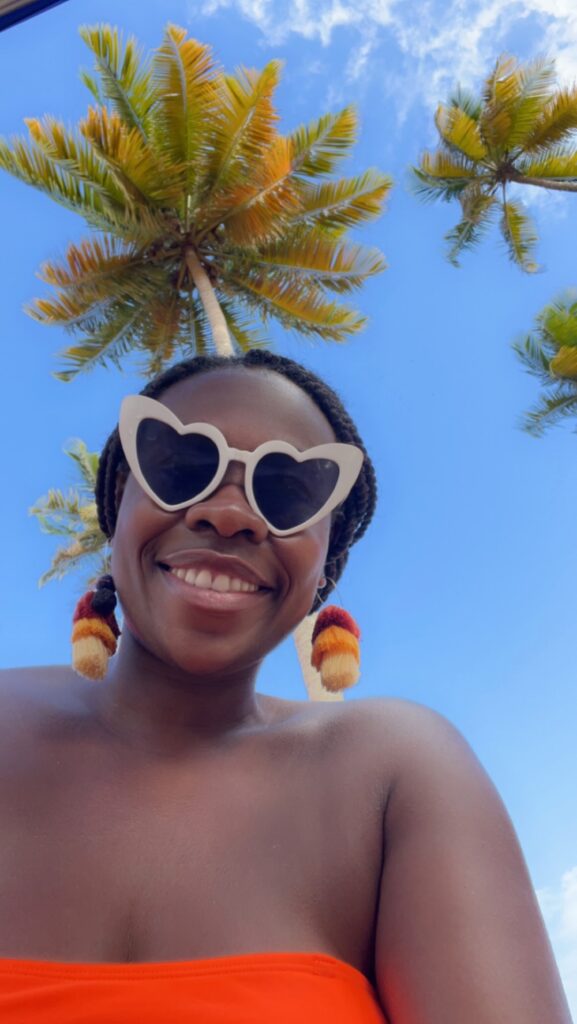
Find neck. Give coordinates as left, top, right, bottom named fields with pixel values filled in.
left=88, top=630, right=268, bottom=757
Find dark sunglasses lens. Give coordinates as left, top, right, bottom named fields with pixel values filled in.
left=253, top=453, right=340, bottom=530
left=136, top=420, right=219, bottom=505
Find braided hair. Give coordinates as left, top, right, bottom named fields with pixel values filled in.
left=96, top=350, right=377, bottom=613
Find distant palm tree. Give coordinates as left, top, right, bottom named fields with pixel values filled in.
left=0, top=23, right=389, bottom=378
left=412, top=55, right=577, bottom=271
left=514, top=291, right=577, bottom=435
left=29, top=441, right=109, bottom=586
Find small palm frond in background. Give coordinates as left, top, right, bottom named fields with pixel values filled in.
left=29, top=441, right=108, bottom=587
left=514, top=291, right=577, bottom=435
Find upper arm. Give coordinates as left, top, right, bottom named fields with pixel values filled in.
left=374, top=702, right=571, bottom=1024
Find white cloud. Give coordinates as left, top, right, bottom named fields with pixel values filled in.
left=537, top=866, right=577, bottom=1019
left=191, top=0, right=577, bottom=111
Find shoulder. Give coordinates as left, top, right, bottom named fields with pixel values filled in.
left=0, top=665, right=84, bottom=740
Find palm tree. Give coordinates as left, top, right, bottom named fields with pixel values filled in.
left=5, top=24, right=390, bottom=700
left=0, top=23, right=390, bottom=378
left=29, top=440, right=110, bottom=586
left=412, top=55, right=577, bottom=271
left=514, top=291, right=577, bottom=435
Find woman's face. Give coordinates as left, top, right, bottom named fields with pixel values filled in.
left=111, top=367, right=336, bottom=678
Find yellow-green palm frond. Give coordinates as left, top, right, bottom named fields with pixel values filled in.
left=218, top=296, right=268, bottom=351
left=79, top=24, right=156, bottom=140
left=203, top=61, right=281, bottom=198
left=517, top=146, right=577, bottom=181
left=230, top=274, right=366, bottom=341
left=499, top=198, right=538, bottom=272
left=435, top=103, right=488, bottom=161
left=289, top=106, right=357, bottom=178
left=512, top=331, right=553, bottom=383
left=478, top=54, right=524, bottom=149
left=29, top=439, right=109, bottom=587
left=29, top=242, right=172, bottom=326
left=0, top=134, right=123, bottom=231
left=522, top=86, right=577, bottom=153
left=79, top=106, right=180, bottom=206
left=135, top=287, right=182, bottom=373
left=537, top=293, right=577, bottom=349
left=152, top=25, right=219, bottom=203
left=517, top=383, right=577, bottom=437
left=22, top=115, right=125, bottom=207
left=445, top=185, right=498, bottom=266
left=505, top=58, right=557, bottom=149
left=289, top=170, right=390, bottom=232
left=51, top=286, right=171, bottom=379
left=242, top=234, right=385, bottom=294
left=412, top=150, right=482, bottom=202
left=217, top=135, right=301, bottom=244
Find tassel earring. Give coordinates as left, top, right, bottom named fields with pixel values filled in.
left=71, top=574, right=120, bottom=681
left=311, top=605, right=361, bottom=693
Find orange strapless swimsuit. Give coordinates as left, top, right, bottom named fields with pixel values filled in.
left=0, top=952, right=386, bottom=1023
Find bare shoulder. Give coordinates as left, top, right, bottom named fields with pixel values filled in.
left=0, top=666, right=83, bottom=742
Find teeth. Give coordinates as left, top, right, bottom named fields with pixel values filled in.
left=169, top=567, right=258, bottom=593
left=195, top=569, right=212, bottom=588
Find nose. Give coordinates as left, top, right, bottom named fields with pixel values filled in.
left=182, top=462, right=269, bottom=543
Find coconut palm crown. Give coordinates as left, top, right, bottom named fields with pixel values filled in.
left=514, top=291, right=577, bottom=436
left=0, top=23, right=390, bottom=379
left=412, top=55, right=577, bottom=272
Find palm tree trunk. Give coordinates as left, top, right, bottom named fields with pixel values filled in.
left=294, top=614, right=344, bottom=702
left=508, top=172, right=577, bottom=193
left=185, top=248, right=234, bottom=356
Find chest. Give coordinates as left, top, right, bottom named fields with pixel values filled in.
left=0, top=725, right=385, bottom=968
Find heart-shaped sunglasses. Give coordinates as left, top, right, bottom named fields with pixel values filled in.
left=119, top=395, right=364, bottom=537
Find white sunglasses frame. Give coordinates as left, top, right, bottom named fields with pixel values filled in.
left=119, top=395, right=364, bottom=538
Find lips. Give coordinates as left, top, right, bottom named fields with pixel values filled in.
left=156, top=549, right=275, bottom=591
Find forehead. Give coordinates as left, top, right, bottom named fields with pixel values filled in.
left=157, top=367, right=336, bottom=448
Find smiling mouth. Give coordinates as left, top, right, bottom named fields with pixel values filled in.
left=158, top=564, right=269, bottom=594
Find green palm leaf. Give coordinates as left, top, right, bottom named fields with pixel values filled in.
left=79, top=24, right=156, bottom=140
left=434, top=104, right=488, bottom=161
left=500, top=199, right=538, bottom=271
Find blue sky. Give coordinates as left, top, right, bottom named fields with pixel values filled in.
left=1, top=0, right=576, bottom=1006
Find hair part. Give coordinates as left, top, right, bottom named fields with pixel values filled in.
left=96, top=350, right=377, bottom=613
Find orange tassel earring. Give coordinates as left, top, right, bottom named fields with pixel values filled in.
left=311, top=606, right=361, bottom=693
left=71, top=575, right=120, bottom=681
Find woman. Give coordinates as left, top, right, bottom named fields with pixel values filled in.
left=0, top=351, right=571, bottom=1023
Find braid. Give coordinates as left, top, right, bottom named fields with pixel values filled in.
left=95, top=351, right=377, bottom=612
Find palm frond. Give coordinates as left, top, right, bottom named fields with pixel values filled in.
left=203, top=61, right=281, bottom=198
left=217, top=135, right=301, bottom=244
left=522, top=86, right=577, bottom=153
left=52, top=295, right=154, bottom=379
left=447, top=86, right=482, bottom=121
left=79, top=106, right=180, bottom=206
left=411, top=150, right=481, bottom=202
left=218, top=296, right=268, bottom=351
left=478, top=54, right=520, bottom=149
left=288, top=105, right=357, bottom=178
left=506, top=58, right=557, bottom=149
left=445, top=187, right=497, bottom=265
left=512, top=331, right=553, bottom=382
left=152, top=25, right=219, bottom=205
left=499, top=198, right=538, bottom=271
left=229, top=274, right=366, bottom=341
left=516, top=146, right=577, bottom=181
left=519, top=383, right=577, bottom=437
left=537, top=293, right=577, bottom=349
left=66, top=440, right=100, bottom=490
left=434, top=103, right=488, bottom=160
left=240, top=234, right=385, bottom=294
left=79, top=24, right=156, bottom=139
left=288, top=170, right=390, bottom=232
